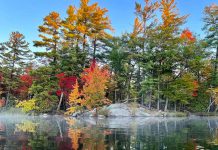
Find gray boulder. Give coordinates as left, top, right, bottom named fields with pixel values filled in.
left=106, top=103, right=151, bottom=117
left=134, top=108, right=151, bottom=117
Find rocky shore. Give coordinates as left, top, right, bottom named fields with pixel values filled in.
left=73, top=103, right=188, bottom=118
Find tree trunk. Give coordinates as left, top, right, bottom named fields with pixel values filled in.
left=178, top=103, right=181, bottom=112
left=164, top=98, right=168, bottom=112
left=157, top=80, right=160, bottom=110
left=148, top=89, right=152, bottom=110
left=207, top=97, right=215, bottom=112
left=174, top=101, right=177, bottom=112
left=215, top=105, right=218, bottom=112
left=141, top=94, right=144, bottom=105
left=53, top=38, right=58, bottom=64
left=82, top=34, right=86, bottom=52
left=10, top=52, right=16, bottom=80
left=93, top=38, right=97, bottom=60
left=126, top=74, right=131, bottom=103
left=114, top=90, right=117, bottom=103
left=5, top=92, right=9, bottom=107
left=96, top=108, right=98, bottom=117
left=76, top=39, right=79, bottom=54
left=126, top=93, right=130, bottom=103
left=57, top=92, right=64, bottom=111
left=136, top=66, right=141, bottom=92
left=148, top=100, right=151, bottom=110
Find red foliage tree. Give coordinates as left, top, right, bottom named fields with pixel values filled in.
left=56, top=73, right=77, bottom=98
left=81, top=60, right=111, bottom=110
left=181, top=29, right=196, bottom=42
left=18, top=68, right=33, bottom=99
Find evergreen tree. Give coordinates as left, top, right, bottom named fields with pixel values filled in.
left=203, top=4, right=218, bottom=86
left=0, top=31, right=32, bottom=106
left=30, top=67, right=58, bottom=112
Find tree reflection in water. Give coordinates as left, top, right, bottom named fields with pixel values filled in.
left=0, top=117, right=217, bottom=149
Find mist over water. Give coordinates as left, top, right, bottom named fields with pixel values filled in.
left=0, top=116, right=217, bottom=149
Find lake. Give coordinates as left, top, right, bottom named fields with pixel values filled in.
left=0, top=116, right=217, bottom=150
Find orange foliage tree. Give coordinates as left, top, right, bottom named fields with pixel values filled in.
left=66, top=60, right=111, bottom=115
left=160, top=0, right=187, bottom=30
left=81, top=60, right=111, bottom=111
left=181, top=29, right=196, bottom=42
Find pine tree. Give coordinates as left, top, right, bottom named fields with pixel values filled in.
left=62, top=5, right=78, bottom=47
left=29, top=66, right=58, bottom=112
left=134, top=0, right=159, bottom=104
left=135, top=0, right=159, bottom=34
left=1, top=32, right=31, bottom=80
left=77, top=0, right=96, bottom=52
left=148, top=0, right=187, bottom=110
left=34, top=12, right=62, bottom=64
left=203, top=4, right=218, bottom=86
left=76, top=0, right=113, bottom=59
left=0, top=32, right=32, bottom=106
left=89, top=4, right=113, bottom=59
left=61, top=5, right=87, bottom=74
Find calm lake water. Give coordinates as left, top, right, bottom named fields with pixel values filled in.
left=0, top=116, right=217, bottom=150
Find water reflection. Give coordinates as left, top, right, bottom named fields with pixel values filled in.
left=0, top=116, right=217, bottom=149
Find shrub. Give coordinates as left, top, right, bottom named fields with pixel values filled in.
left=16, top=99, right=39, bottom=113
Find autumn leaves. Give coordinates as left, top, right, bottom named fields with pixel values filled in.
left=1, top=0, right=217, bottom=113
left=66, top=61, right=111, bottom=115
left=34, top=0, right=112, bottom=62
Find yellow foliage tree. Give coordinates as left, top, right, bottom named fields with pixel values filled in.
left=62, top=0, right=113, bottom=59
left=77, top=0, right=113, bottom=55
left=34, top=12, right=62, bottom=63
left=62, top=5, right=78, bottom=47
left=16, top=99, right=39, bottom=113
left=77, top=0, right=96, bottom=51
left=66, top=80, right=83, bottom=115
left=89, top=5, right=113, bottom=59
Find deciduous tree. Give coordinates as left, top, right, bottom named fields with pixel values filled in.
left=81, top=60, right=111, bottom=111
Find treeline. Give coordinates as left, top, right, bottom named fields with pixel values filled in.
left=0, top=0, right=217, bottom=113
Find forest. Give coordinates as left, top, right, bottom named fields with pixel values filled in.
left=0, top=0, right=217, bottom=114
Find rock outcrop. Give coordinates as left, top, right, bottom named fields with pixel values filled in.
left=73, top=103, right=187, bottom=118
